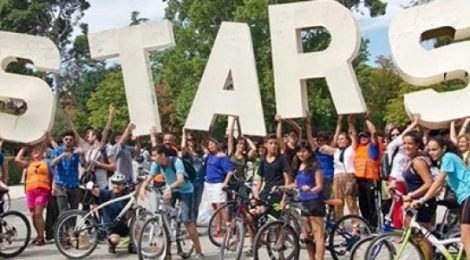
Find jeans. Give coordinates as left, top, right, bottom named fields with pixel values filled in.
left=192, top=182, right=204, bottom=222
left=55, top=186, right=80, bottom=215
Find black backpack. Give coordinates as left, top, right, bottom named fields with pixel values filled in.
left=170, top=156, right=197, bottom=183
left=380, top=147, right=399, bottom=180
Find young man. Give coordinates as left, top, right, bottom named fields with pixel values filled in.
left=276, top=115, right=302, bottom=167
left=85, top=172, right=133, bottom=254
left=84, top=129, right=116, bottom=189
left=108, top=123, right=140, bottom=183
left=140, top=144, right=204, bottom=260
left=51, top=130, right=84, bottom=214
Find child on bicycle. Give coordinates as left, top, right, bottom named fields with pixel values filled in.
left=85, top=172, right=133, bottom=254
left=139, top=144, right=204, bottom=260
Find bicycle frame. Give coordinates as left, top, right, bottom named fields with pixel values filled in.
left=394, top=210, right=464, bottom=260
left=74, top=190, right=137, bottom=233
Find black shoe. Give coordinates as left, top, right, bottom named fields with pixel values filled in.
left=128, top=242, right=137, bottom=254
left=108, top=244, right=117, bottom=254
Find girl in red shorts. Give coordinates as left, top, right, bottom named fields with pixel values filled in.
left=15, top=144, right=52, bottom=246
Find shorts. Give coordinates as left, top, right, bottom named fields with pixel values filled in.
left=171, top=193, right=195, bottom=224
left=110, top=221, right=129, bottom=237
left=407, top=198, right=437, bottom=223
left=460, top=196, right=470, bottom=224
left=26, top=188, right=49, bottom=209
left=204, top=182, right=227, bottom=203
left=301, top=199, right=326, bottom=217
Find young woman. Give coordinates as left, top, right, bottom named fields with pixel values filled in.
left=291, top=140, right=325, bottom=260
left=227, top=117, right=256, bottom=181
left=15, top=142, right=52, bottom=246
left=414, top=136, right=470, bottom=258
left=401, top=131, right=436, bottom=260
left=450, top=118, right=470, bottom=167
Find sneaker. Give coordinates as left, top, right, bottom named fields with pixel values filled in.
left=31, top=237, right=39, bottom=245
left=108, top=244, right=117, bottom=254
left=245, top=247, right=253, bottom=257
left=36, top=237, right=45, bottom=246
left=194, top=253, right=205, bottom=260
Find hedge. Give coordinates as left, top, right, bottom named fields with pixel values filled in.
left=5, top=157, right=24, bottom=185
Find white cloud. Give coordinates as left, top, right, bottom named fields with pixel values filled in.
left=354, top=0, right=415, bottom=32
left=80, top=0, right=167, bottom=33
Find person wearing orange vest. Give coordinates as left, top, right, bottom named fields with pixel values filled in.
left=15, top=143, right=53, bottom=246
left=351, top=115, right=381, bottom=229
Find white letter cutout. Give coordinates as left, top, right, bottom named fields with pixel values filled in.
left=88, top=21, right=175, bottom=135
left=184, top=22, right=266, bottom=136
left=0, top=31, right=59, bottom=143
left=390, top=0, right=470, bottom=129
left=269, top=0, right=366, bottom=118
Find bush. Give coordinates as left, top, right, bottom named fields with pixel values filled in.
left=5, top=157, right=23, bottom=185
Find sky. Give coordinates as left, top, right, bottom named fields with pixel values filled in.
left=81, top=0, right=416, bottom=67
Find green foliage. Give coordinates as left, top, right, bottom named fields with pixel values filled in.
left=5, top=157, right=23, bottom=185
left=86, top=70, right=129, bottom=131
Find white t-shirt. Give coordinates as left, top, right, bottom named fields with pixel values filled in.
left=386, top=136, right=408, bottom=182
left=333, top=146, right=355, bottom=175
left=85, top=149, right=108, bottom=189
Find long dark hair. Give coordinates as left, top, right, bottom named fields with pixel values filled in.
left=427, top=136, right=461, bottom=158
left=291, top=140, right=319, bottom=176
left=403, top=130, right=424, bottom=150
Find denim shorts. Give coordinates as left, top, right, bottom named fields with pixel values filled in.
left=171, top=192, right=195, bottom=224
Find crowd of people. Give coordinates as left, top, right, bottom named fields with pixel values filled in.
left=1, top=103, right=470, bottom=260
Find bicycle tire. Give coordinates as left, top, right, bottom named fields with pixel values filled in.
left=54, top=209, right=99, bottom=259
left=365, top=232, right=424, bottom=260
left=253, top=220, right=300, bottom=260
left=220, top=218, right=245, bottom=260
left=328, top=214, right=373, bottom=260
left=0, top=210, right=31, bottom=258
left=176, top=220, right=195, bottom=259
left=208, top=202, right=234, bottom=247
left=138, top=215, right=170, bottom=260
left=349, top=235, right=377, bottom=260
left=130, top=208, right=153, bottom=250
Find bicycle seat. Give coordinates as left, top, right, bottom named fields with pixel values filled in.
left=437, top=199, right=459, bottom=210
left=325, top=199, right=342, bottom=207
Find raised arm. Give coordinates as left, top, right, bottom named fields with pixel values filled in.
left=245, top=137, right=257, bottom=159
left=305, top=110, right=317, bottom=151
left=46, top=132, right=59, bottom=149
left=150, top=126, right=158, bottom=148
left=450, top=120, right=458, bottom=145
left=63, top=105, right=83, bottom=142
left=227, top=116, right=237, bottom=156
left=402, top=114, right=420, bottom=137
left=118, top=123, right=136, bottom=146
left=15, top=146, right=28, bottom=169
left=275, top=114, right=286, bottom=152
left=365, top=113, right=378, bottom=145
left=458, top=117, right=470, bottom=137
left=101, top=105, right=116, bottom=145
left=332, top=115, right=344, bottom=146
left=348, top=115, right=358, bottom=149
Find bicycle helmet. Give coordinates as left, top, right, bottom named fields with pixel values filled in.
left=110, top=172, right=127, bottom=185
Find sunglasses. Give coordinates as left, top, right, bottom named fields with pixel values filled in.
left=64, top=137, right=74, bottom=142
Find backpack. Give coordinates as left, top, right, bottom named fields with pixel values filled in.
left=100, top=145, right=115, bottom=178
left=380, top=147, right=399, bottom=180
left=170, top=157, right=197, bottom=183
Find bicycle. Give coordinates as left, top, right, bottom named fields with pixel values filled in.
left=365, top=206, right=464, bottom=260
left=0, top=188, right=10, bottom=212
left=254, top=187, right=373, bottom=260
left=137, top=190, right=195, bottom=260
left=53, top=181, right=151, bottom=259
left=0, top=210, right=31, bottom=258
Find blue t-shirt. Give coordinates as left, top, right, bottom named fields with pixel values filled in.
left=51, top=146, right=81, bottom=188
left=440, top=152, right=470, bottom=204
left=98, top=189, right=129, bottom=226
left=296, top=163, right=323, bottom=201
left=205, top=154, right=234, bottom=183
left=316, top=151, right=334, bottom=179
left=183, top=152, right=205, bottom=184
left=150, top=158, right=194, bottom=194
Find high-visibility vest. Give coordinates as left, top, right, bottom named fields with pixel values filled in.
left=354, top=144, right=380, bottom=180
left=25, top=161, right=50, bottom=191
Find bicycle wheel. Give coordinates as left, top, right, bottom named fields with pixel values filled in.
left=220, top=218, right=245, bottom=260
left=208, top=202, right=234, bottom=247
left=138, top=215, right=169, bottom=260
left=175, top=221, right=194, bottom=259
left=130, top=208, right=153, bottom=250
left=0, top=210, right=31, bottom=258
left=54, top=209, right=99, bottom=259
left=328, top=214, right=373, bottom=260
left=253, top=220, right=300, bottom=260
left=349, top=235, right=377, bottom=260
left=365, top=232, right=424, bottom=260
